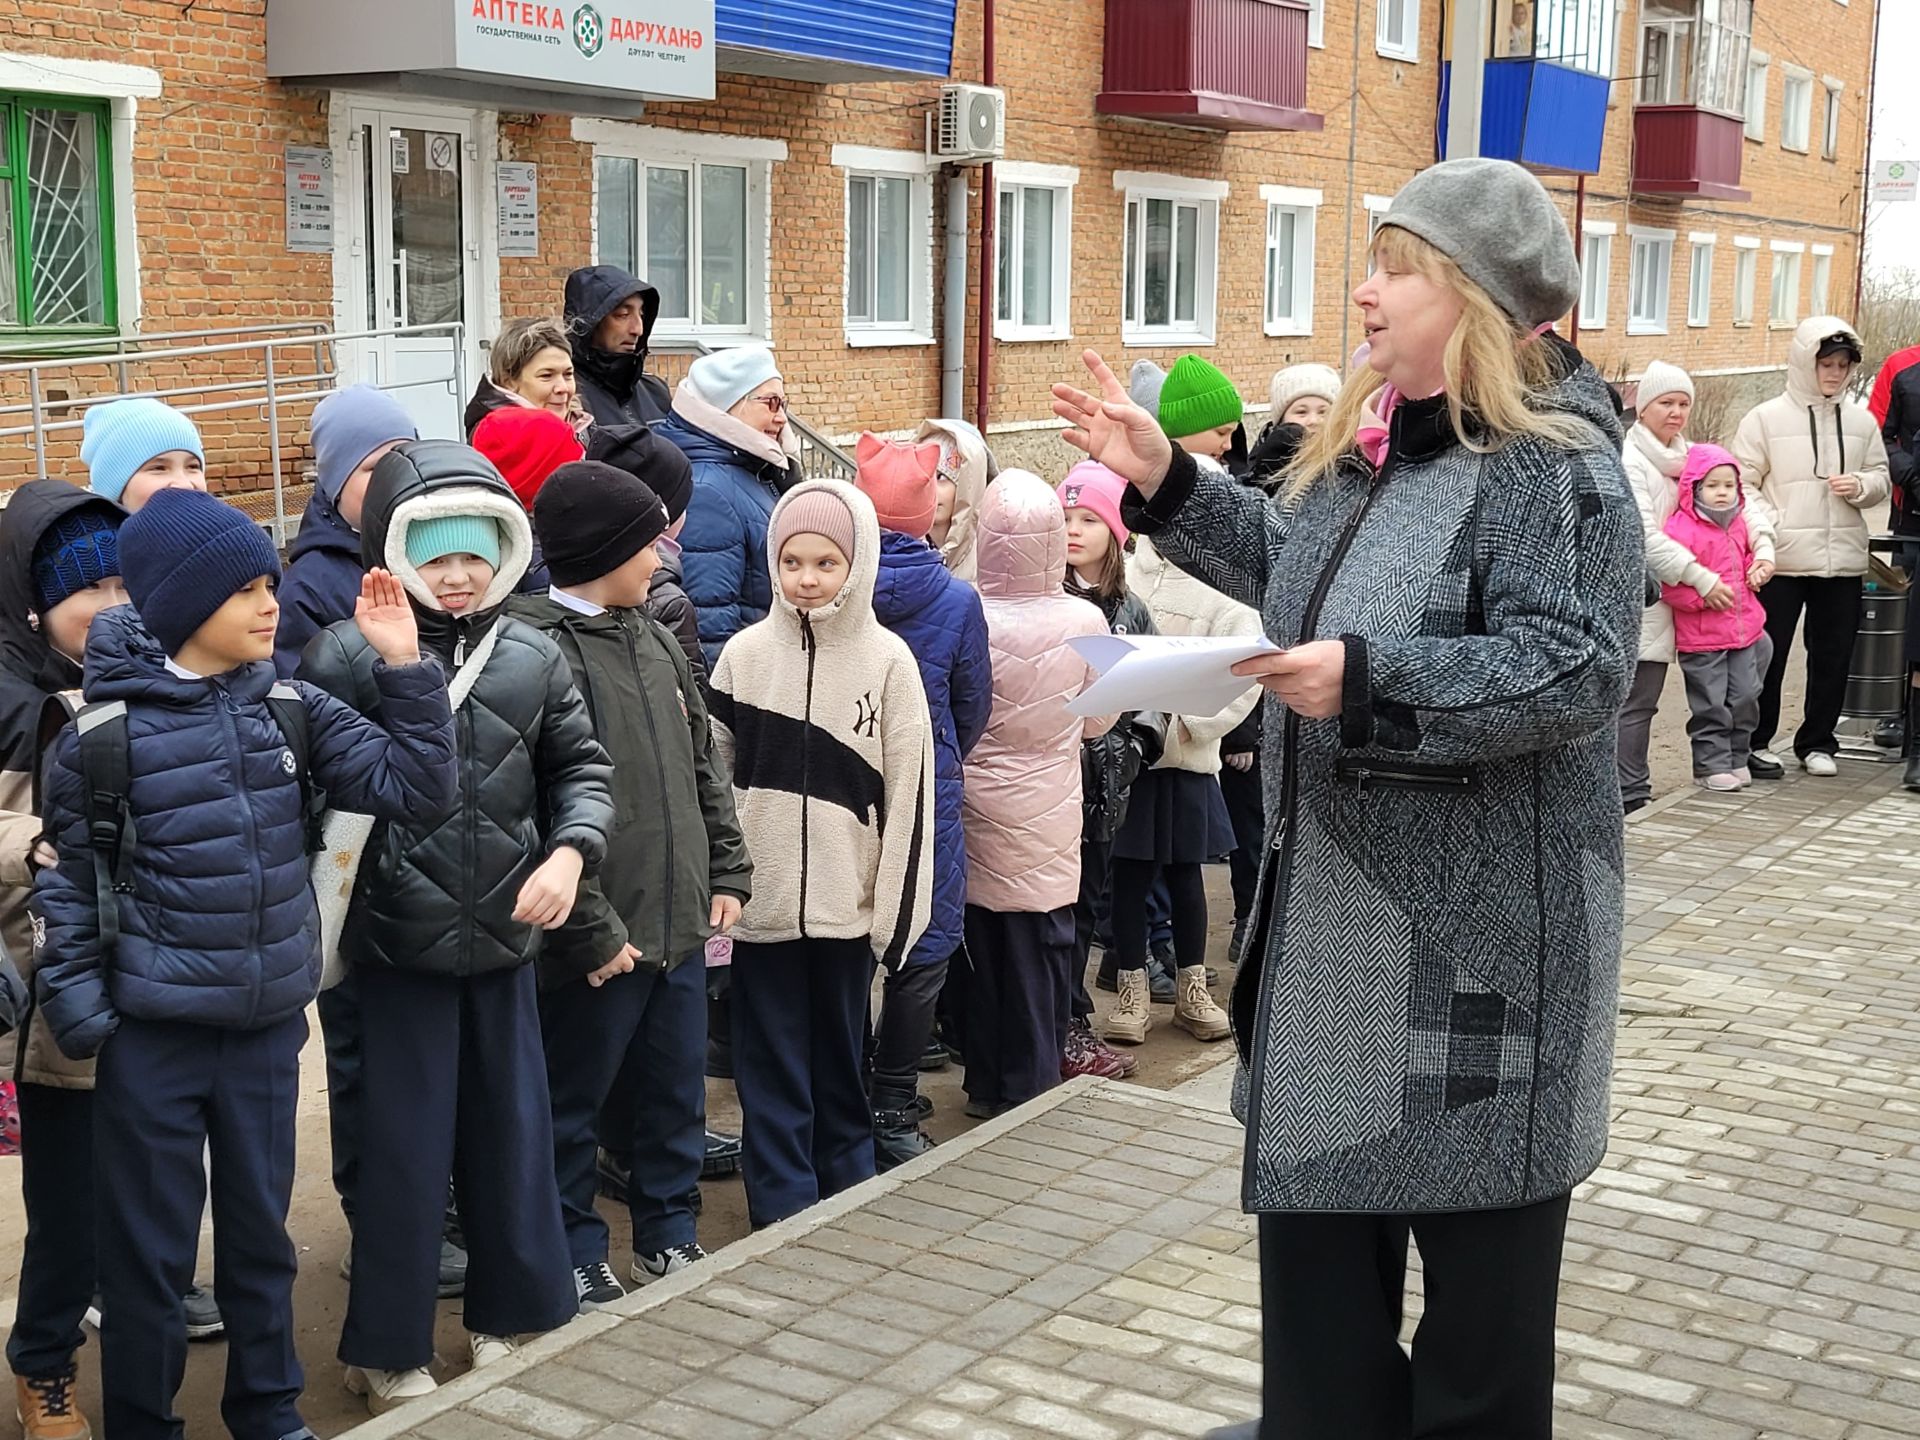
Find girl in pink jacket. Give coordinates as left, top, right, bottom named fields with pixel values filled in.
left=958, top=471, right=1116, bottom=1118
left=1662, top=443, right=1774, bottom=792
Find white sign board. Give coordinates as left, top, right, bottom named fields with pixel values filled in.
left=456, top=0, right=716, bottom=101
left=1872, top=160, right=1917, bottom=205
left=285, top=145, right=334, bottom=253
left=497, top=162, right=539, bottom=258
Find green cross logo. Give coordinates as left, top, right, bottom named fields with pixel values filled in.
left=572, top=4, right=605, bottom=58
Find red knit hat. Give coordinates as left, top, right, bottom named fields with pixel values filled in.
left=471, top=407, right=585, bottom=510
left=854, top=432, right=940, bottom=539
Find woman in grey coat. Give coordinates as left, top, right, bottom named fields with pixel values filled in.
left=1053, top=159, right=1643, bottom=1439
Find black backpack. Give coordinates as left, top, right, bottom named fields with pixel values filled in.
left=62, top=684, right=325, bottom=955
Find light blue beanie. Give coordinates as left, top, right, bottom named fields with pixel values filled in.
left=311, top=385, right=418, bottom=505
left=80, top=398, right=204, bottom=504
left=405, top=514, right=501, bottom=571
left=686, top=346, right=781, bottom=413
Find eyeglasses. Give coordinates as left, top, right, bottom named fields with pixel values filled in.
left=755, top=394, right=786, bottom=415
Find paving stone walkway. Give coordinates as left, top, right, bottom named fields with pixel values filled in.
left=344, top=765, right=1920, bottom=1440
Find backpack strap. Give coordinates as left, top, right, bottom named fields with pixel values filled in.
left=72, top=700, right=131, bottom=958
left=265, top=682, right=323, bottom=857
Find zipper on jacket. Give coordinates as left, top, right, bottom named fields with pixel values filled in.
left=621, top=612, right=675, bottom=963
left=798, top=613, right=816, bottom=938
left=213, top=679, right=265, bottom=1026
left=459, top=705, right=476, bottom=975
left=1334, top=756, right=1480, bottom=794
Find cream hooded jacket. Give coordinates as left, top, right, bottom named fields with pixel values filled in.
left=1735, top=316, right=1891, bottom=578
left=915, top=418, right=995, bottom=583
left=1126, top=538, right=1264, bottom=774
left=708, top=480, right=935, bottom=970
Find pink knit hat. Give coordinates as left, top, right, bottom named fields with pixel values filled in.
left=773, top=485, right=858, bottom=564
left=1057, top=461, right=1130, bottom=548
left=854, top=432, right=940, bottom=539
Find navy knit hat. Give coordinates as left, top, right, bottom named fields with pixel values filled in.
left=120, top=490, right=281, bottom=656
left=32, top=505, right=123, bottom=615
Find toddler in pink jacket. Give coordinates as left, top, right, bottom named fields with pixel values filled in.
left=1662, top=443, right=1774, bottom=791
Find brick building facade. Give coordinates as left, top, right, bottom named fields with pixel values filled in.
left=0, top=0, right=1881, bottom=497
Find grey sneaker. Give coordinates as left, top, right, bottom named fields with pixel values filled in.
left=182, top=1284, right=224, bottom=1342
left=631, top=1242, right=707, bottom=1287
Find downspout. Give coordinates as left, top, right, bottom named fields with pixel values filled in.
left=974, top=0, right=996, bottom=434
left=1339, top=0, right=1364, bottom=360
left=1570, top=172, right=1586, bottom=338
left=942, top=171, right=969, bottom=419
left=1853, top=0, right=1883, bottom=319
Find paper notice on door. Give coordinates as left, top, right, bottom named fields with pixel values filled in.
left=390, top=132, right=410, bottom=175
left=1067, top=634, right=1284, bottom=719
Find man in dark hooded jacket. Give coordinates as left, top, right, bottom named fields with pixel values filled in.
left=565, top=266, right=671, bottom=428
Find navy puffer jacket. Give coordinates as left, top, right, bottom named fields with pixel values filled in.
left=33, top=607, right=457, bottom=1058
left=274, top=487, right=362, bottom=677
left=870, top=530, right=991, bottom=966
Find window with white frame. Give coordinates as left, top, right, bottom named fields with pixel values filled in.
left=581, top=122, right=783, bottom=344
left=1527, top=0, right=1619, bottom=75
left=1744, top=50, right=1768, bottom=139
left=1822, top=79, right=1843, bottom=161
left=1362, top=194, right=1393, bottom=275
left=1811, top=245, right=1833, bottom=315
left=1579, top=224, right=1613, bottom=329
left=1261, top=185, right=1319, bottom=336
left=1770, top=241, right=1804, bottom=327
left=1781, top=69, right=1812, bottom=151
left=1687, top=234, right=1715, bottom=327
left=1637, top=0, right=1751, bottom=113
left=1732, top=237, right=1759, bottom=325
left=1306, top=0, right=1326, bottom=47
left=834, top=145, right=935, bottom=345
left=1377, top=0, right=1419, bottom=61
left=1628, top=228, right=1674, bottom=335
left=1118, top=172, right=1224, bottom=345
left=994, top=163, right=1076, bottom=342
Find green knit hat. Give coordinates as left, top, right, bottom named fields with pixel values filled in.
left=405, top=513, right=501, bottom=570
left=1156, top=355, right=1244, bottom=439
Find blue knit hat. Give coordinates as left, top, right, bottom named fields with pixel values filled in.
left=312, top=385, right=418, bottom=506
left=32, top=506, right=123, bottom=615
left=405, top=514, right=501, bottom=570
left=120, top=490, right=280, bottom=656
left=80, top=398, right=204, bottom=504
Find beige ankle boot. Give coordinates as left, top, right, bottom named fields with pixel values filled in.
left=1100, top=969, right=1153, bottom=1046
left=1174, top=966, right=1231, bottom=1042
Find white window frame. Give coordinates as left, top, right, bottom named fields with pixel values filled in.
left=832, top=144, right=936, bottom=348
left=1781, top=67, right=1813, bottom=152
left=1362, top=192, right=1393, bottom=275
left=1260, top=184, right=1320, bottom=337
left=1686, top=232, right=1715, bottom=328
left=1307, top=0, right=1326, bottom=47
left=1627, top=227, right=1674, bottom=336
left=1116, top=170, right=1225, bottom=347
left=1744, top=49, right=1769, bottom=141
left=1376, top=0, right=1420, bottom=62
left=1732, top=235, right=1760, bottom=326
left=1811, top=243, right=1834, bottom=316
left=1769, top=240, right=1805, bottom=328
left=1822, top=78, right=1844, bottom=161
left=992, top=162, right=1076, bottom=343
left=1579, top=222, right=1614, bottom=331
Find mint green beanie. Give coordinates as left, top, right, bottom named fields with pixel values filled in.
left=1156, top=355, right=1244, bottom=439
left=405, top=514, right=501, bottom=569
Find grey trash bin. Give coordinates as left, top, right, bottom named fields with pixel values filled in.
left=1843, top=580, right=1909, bottom=721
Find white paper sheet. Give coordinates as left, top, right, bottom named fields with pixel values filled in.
left=1067, top=633, right=1285, bottom=718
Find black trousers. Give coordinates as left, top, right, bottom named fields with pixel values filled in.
left=959, top=905, right=1074, bottom=1111
left=1220, top=761, right=1265, bottom=923
left=1070, top=837, right=1112, bottom=1023
left=7, top=1083, right=94, bottom=1380
left=315, top=974, right=361, bottom=1222
left=1257, top=1195, right=1570, bottom=1439
left=1110, top=858, right=1206, bottom=973
left=1755, top=573, right=1862, bottom=758
left=870, top=953, right=949, bottom=1108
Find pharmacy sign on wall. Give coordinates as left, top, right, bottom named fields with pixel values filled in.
left=1872, top=161, right=1917, bottom=205
left=456, top=0, right=715, bottom=100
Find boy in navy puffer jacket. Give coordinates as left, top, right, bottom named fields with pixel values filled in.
left=32, top=490, right=457, bottom=1440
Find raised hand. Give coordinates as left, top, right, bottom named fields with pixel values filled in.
left=1051, top=349, right=1174, bottom=497
left=353, top=568, right=422, bottom=666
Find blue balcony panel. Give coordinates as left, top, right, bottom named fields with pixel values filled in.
left=1438, top=59, right=1609, bottom=175
left=717, top=0, right=956, bottom=83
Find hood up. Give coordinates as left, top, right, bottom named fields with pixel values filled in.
left=1785, top=314, right=1862, bottom=411
left=1675, top=443, right=1746, bottom=523
left=1, top=479, right=125, bottom=694
left=763, top=478, right=883, bottom=645
left=973, top=471, right=1067, bottom=601
left=914, top=418, right=997, bottom=579
left=565, top=265, right=662, bottom=370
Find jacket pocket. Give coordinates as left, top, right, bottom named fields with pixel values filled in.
left=1334, top=756, right=1481, bottom=795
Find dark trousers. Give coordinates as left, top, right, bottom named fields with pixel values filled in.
left=871, top=953, right=948, bottom=1108
left=340, top=966, right=574, bottom=1371
left=1070, top=838, right=1112, bottom=1023
left=95, top=1014, right=307, bottom=1440
left=316, top=974, right=360, bottom=1221
left=1220, top=761, right=1265, bottom=923
left=1111, top=858, right=1207, bottom=973
left=730, top=937, right=875, bottom=1229
left=1256, top=1195, right=1570, bottom=1439
left=1755, top=573, right=1863, bottom=758
left=959, top=905, right=1074, bottom=1112
left=7, top=1083, right=95, bottom=1380
left=542, top=953, right=706, bottom=1263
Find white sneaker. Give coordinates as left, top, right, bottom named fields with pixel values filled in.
left=1802, top=752, right=1839, bottom=777
left=1699, top=773, right=1742, bottom=792
left=467, top=1334, right=518, bottom=1370
left=1733, top=766, right=1752, bottom=787
left=631, top=1242, right=707, bottom=1287
left=344, top=1366, right=437, bottom=1415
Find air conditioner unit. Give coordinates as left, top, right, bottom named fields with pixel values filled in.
left=933, top=84, right=1006, bottom=165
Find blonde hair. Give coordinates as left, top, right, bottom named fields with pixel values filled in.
left=1286, top=227, right=1593, bottom=493
left=490, top=316, right=574, bottom=388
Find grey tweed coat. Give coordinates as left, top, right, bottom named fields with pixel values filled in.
left=1129, top=353, right=1641, bottom=1214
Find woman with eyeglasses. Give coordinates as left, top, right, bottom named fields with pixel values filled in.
left=658, top=347, right=805, bottom=673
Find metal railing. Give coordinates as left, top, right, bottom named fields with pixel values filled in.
left=652, top=340, right=858, bottom=482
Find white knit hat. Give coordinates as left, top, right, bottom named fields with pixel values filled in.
left=686, top=346, right=781, bottom=413
left=1636, top=360, right=1694, bottom=407
left=1267, top=364, right=1341, bottom=422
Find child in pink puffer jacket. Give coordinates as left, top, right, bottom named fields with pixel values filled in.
left=1662, top=443, right=1774, bottom=792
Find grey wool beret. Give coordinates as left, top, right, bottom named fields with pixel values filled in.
left=1380, top=158, right=1581, bottom=330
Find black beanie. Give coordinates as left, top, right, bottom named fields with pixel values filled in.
left=586, top=422, right=695, bottom=524
left=534, top=460, right=670, bottom=587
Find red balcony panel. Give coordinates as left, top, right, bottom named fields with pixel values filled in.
left=1098, top=0, right=1324, bottom=133
left=1631, top=105, right=1751, bottom=201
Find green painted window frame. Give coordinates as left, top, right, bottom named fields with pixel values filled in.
left=0, top=90, right=119, bottom=342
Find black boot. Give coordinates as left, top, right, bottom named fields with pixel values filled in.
left=872, top=1083, right=935, bottom=1172
left=1905, top=689, right=1920, bottom=793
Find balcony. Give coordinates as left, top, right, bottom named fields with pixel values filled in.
left=1631, top=105, right=1750, bottom=201
left=716, top=0, right=956, bottom=84
left=1438, top=59, right=1610, bottom=174
left=1097, top=0, right=1324, bottom=134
